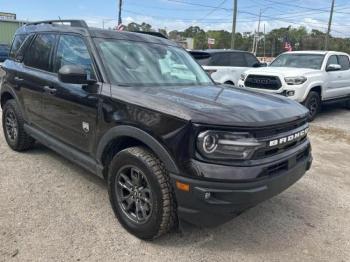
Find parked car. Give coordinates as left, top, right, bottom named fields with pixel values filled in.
left=238, top=51, right=350, bottom=121
left=190, top=49, right=266, bottom=86
left=0, top=44, right=10, bottom=62
left=1, top=20, right=312, bottom=240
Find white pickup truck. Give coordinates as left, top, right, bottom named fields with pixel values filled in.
left=190, top=50, right=266, bottom=86
left=238, top=51, right=350, bottom=120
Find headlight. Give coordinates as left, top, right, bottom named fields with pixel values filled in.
left=240, top=73, right=247, bottom=81
left=197, top=131, right=262, bottom=160
left=284, top=76, right=307, bottom=85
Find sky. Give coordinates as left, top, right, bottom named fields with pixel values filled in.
left=1, top=0, right=350, bottom=37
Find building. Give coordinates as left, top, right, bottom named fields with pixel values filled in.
left=0, top=12, right=26, bottom=44
left=172, top=38, right=194, bottom=50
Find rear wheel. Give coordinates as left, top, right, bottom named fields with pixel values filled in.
left=303, top=91, right=321, bottom=122
left=2, top=100, right=35, bottom=151
left=108, top=147, right=177, bottom=240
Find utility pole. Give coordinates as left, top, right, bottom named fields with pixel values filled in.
left=231, top=0, right=237, bottom=49
left=325, top=0, right=335, bottom=50
left=118, top=0, right=123, bottom=25
left=263, top=23, right=266, bottom=59
left=254, top=9, right=262, bottom=56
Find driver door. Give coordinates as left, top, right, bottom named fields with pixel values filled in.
left=324, top=55, right=343, bottom=99
left=40, top=34, right=99, bottom=153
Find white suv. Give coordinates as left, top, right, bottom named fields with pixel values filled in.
left=238, top=51, right=350, bottom=120
left=190, top=50, right=266, bottom=86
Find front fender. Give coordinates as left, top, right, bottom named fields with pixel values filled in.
left=96, top=125, right=179, bottom=174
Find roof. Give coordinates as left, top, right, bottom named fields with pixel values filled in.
left=283, top=50, right=349, bottom=55
left=192, top=49, right=249, bottom=54
left=14, top=20, right=177, bottom=47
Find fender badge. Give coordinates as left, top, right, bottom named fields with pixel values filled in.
left=82, top=122, right=90, bottom=133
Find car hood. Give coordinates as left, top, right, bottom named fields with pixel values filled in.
left=244, top=66, right=319, bottom=76
left=111, top=84, right=308, bottom=127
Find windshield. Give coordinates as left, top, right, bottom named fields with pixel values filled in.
left=95, top=39, right=213, bottom=87
left=270, top=53, right=325, bottom=70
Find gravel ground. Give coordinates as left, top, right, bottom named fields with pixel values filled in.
left=0, top=105, right=350, bottom=262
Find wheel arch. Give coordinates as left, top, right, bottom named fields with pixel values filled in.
left=96, top=125, right=179, bottom=179
left=303, top=85, right=323, bottom=102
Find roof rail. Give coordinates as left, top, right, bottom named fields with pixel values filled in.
left=25, top=20, right=88, bottom=29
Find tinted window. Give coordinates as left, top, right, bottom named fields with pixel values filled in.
left=24, top=34, right=56, bottom=71
left=229, top=53, right=247, bottom=67
left=54, top=35, right=95, bottom=79
left=9, top=34, right=27, bottom=59
left=245, top=53, right=259, bottom=67
left=326, top=55, right=338, bottom=67
left=338, top=55, right=350, bottom=70
left=208, top=53, right=231, bottom=66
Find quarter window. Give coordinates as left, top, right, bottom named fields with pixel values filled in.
left=53, top=35, right=95, bottom=79
left=24, top=34, right=56, bottom=71
left=9, top=34, right=27, bottom=59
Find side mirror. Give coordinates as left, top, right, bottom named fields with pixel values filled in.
left=326, top=64, right=342, bottom=72
left=58, top=65, right=90, bottom=84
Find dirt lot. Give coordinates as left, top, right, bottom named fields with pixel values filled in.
left=0, top=105, right=350, bottom=262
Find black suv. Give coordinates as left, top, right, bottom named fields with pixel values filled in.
left=1, top=20, right=312, bottom=240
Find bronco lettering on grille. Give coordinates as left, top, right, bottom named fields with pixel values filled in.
left=269, top=128, right=309, bottom=147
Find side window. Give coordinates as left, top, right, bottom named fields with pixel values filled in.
left=9, top=34, right=27, bottom=59
left=24, top=34, right=56, bottom=71
left=326, top=55, right=339, bottom=67
left=338, top=55, right=350, bottom=70
left=245, top=53, right=259, bottom=67
left=229, top=53, right=247, bottom=67
left=54, top=35, right=95, bottom=79
left=209, top=53, right=230, bottom=66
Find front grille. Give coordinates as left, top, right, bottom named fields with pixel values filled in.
left=253, top=120, right=309, bottom=159
left=245, top=75, right=282, bottom=90
left=250, top=118, right=308, bottom=139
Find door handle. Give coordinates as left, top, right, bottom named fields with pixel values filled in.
left=43, top=85, right=57, bottom=95
left=14, top=76, right=24, bottom=82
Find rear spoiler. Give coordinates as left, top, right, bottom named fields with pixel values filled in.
left=189, top=51, right=211, bottom=59
left=133, top=31, right=168, bottom=39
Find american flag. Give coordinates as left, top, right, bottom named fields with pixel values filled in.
left=116, top=23, right=125, bottom=31
left=283, top=37, right=292, bottom=52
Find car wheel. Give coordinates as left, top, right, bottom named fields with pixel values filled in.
left=108, top=147, right=177, bottom=240
left=2, top=99, right=35, bottom=151
left=303, top=91, right=321, bottom=122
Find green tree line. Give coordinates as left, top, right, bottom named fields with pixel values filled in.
left=126, top=22, right=350, bottom=56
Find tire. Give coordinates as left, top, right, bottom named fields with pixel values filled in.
left=107, top=147, right=177, bottom=240
left=2, top=99, right=35, bottom=151
left=303, top=91, right=321, bottom=122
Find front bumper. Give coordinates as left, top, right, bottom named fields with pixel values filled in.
left=170, top=145, right=312, bottom=227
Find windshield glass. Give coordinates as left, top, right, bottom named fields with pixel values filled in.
left=270, top=53, right=325, bottom=70
left=95, top=39, right=213, bottom=87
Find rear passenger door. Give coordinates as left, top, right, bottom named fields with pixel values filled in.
left=40, top=34, right=99, bottom=153
left=17, top=33, right=57, bottom=127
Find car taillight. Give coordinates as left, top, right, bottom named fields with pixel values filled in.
left=205, top=69, right=217, bottom=76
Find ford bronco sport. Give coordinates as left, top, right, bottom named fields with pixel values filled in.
left=1, top=20, right=312, bottom=240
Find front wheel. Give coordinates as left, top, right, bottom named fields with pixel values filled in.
left=108, top=147, right=177, bottom=240
left=303, top=91, right=321, bottom=122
